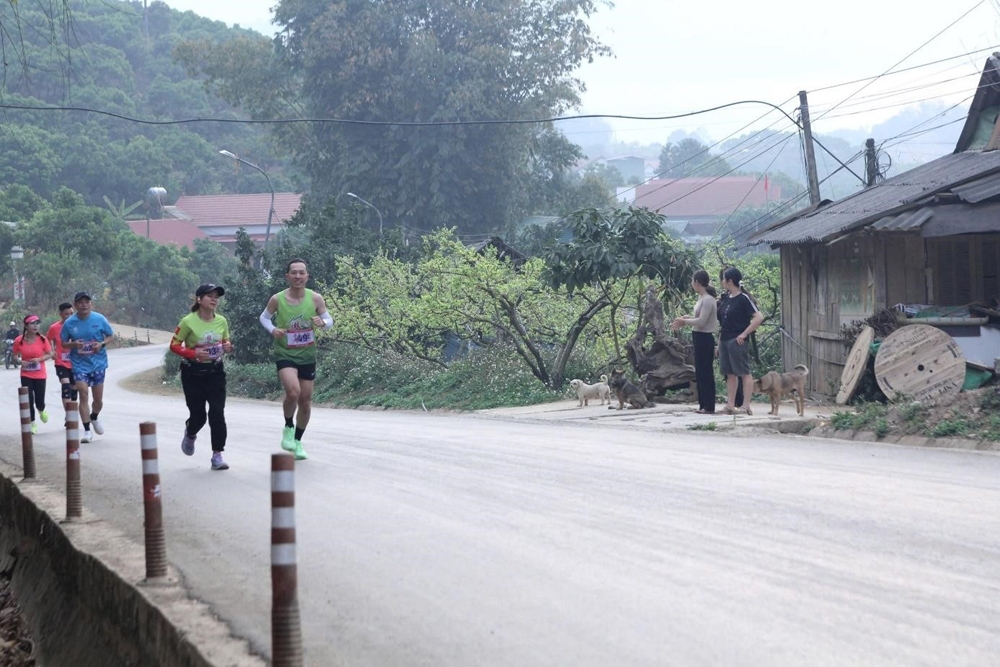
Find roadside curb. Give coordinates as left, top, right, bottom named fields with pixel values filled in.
left=0, top=460, right=267, bottom=667
left=806, top=425, right=999, bottom=452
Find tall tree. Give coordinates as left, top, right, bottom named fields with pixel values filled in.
left=657, top=138, right=732, bottom=179
left=182, top=0, right=610, bottom=233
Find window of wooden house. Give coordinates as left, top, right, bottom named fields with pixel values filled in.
left=931, top=235, right=1000, bottom=305
left=984, top=239, right=1000, bottom=301
left=934, top=238, right=973, bottom=305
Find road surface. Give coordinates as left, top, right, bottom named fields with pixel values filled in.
left=1, top=345, right=998, bottom=666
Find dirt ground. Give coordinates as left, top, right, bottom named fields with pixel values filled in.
left=0, top=579, right=34, bottom=666
left=118, top=366, right=182, bottom=397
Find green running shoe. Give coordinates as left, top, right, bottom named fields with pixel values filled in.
left=280, top=426, right=296, bottom=452
left=39, top=409, right=49, bottom=423
left=293, top=440, right=308, bottom=461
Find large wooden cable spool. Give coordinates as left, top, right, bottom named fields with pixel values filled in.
left=874, top=324, right=965, bottom=404
left=836, top=325, right=874, bottom=405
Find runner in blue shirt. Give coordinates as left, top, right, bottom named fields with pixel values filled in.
left=60, top=292, right=114, bottom=442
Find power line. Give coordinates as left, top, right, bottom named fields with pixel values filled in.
left=808, top=43, right=1000, bottom=94
left=813, top=0, right=987, bottom=122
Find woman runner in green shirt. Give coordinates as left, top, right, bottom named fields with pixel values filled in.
left=170, top=284, right=233, bottom=470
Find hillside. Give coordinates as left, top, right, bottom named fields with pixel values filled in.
left=0, top=0, right=296, bottom=208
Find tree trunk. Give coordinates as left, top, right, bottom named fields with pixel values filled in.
left=550, top=298, right=609, bottom=390
left=624, top=285, right=696, bottom=398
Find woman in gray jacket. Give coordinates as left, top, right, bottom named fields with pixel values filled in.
left=671, top=270, right=718, bottom=414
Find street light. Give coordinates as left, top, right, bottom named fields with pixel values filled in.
left=345, top=192, right=383, bottom=238
left=219, top=149, right=276, bottom=254
left=9, top=245, right=23, bottom=302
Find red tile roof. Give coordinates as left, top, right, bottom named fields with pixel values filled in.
left=632, top=177, right=781, bottom=217
left=127, top=220, right=210, bottom=249
left=172, top=193, right=302, bottom=227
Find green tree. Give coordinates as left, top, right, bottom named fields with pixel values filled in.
left=544, top=207, right=699, bottom=363
left=109, top=233, right=197, bottom=328
left=330, top=229, right=611, bottom=389
left=187, top=238, right=239, bottom=286
left=181, top=0, right=610, bottom=233
left=657, top=138, right=732, bottom=179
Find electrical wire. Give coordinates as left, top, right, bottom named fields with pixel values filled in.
left=813, top=0, right=987, bottom=122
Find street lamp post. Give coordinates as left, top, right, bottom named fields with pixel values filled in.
left=9, top=245, right=23, bottom=302
left=219, top=150, right=276, bottom=254
left=345, top=192, right=383, bottom=238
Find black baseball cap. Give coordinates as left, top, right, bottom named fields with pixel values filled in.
left=74, top=291, right=92, bottom=302
left=196, top=283, right=225, bottom=297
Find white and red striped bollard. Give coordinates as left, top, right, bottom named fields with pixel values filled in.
left=18, top=387, right=36, bottom=479
left=140, top=422, right=168, bottom=581
left=271, top=453, right=303, bottom=667
left=65, top=400, right=82, bottom=520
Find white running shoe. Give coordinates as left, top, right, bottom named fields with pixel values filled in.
left=92, top=419, right=105, bottom=435
left=81, top=430, right=93, bottom=443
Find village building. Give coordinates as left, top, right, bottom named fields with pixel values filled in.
left=749, top=54, right=1000, bottom=399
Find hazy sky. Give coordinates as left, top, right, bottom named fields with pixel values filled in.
left=164, top=0, right=999, bottom=144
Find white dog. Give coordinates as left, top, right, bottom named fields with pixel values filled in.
left=569, top=375, right=611, bottom=407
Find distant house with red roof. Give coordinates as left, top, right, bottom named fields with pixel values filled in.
left=619, top=176, right=781, bottom=241
left=127, top=219, right=209, bottom=250
left=159, top=193, right=303, bottom=250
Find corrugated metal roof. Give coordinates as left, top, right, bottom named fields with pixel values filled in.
left=861, top=203, right=1000, bottom=236
left=950, top=171, right=1000, bottom=203
left=870, top=207, right=934, bottom=231
left=749, top=151, right=1000, bottom=245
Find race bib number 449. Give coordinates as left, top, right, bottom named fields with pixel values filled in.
left=286, top=329, right=315, bottom=348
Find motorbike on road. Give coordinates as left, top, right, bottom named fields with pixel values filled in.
left=3, top=338, right=19, bottom=369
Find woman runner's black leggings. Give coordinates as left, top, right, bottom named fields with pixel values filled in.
left=20, top=376, right=46, bottom=421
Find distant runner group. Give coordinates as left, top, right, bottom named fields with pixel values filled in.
left=10, top=258, right=331, bottom=472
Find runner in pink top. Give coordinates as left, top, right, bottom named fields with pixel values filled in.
left=13, top=314, right=53, bottom=433
left=46, top=302, right=77, bottom=412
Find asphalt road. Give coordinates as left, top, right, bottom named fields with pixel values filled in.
left=1, top=345, right=998, bottom=666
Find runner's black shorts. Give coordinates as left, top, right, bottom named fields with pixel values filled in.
left=55, top=365, right=74, bottom=382
left=276, top=360, right=316, bottom=381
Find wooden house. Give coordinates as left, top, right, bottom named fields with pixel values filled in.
left=749, top=54, right=1000, bottom=398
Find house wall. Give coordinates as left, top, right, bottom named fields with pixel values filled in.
left=780, top=231, right=925, bottom=398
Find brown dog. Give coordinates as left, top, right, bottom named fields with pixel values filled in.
left=607, top=368, right=655, bottom=410
left=753, top=364, right=809, bottom=416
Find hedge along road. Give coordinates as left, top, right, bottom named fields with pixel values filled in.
left=1, top=345, right=999, bottom=666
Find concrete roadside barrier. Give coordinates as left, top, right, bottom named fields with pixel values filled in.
left=17, top=387, right=35, bottom=479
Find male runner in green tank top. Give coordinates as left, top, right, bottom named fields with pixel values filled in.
left=259, top=258, right=333, bottom=459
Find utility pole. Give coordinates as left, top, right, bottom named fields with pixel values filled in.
left=864, top=138, right=878, bottom=188
left=798, top=90, right=822, bottom=206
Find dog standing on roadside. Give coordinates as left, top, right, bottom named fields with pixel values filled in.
left=569, top=375, right=611, bottom=407
left=753, top=364, right=809, bottom=416
left=607, top=368, right=655, bottom=410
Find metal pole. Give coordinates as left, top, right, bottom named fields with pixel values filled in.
left=271, top=453, right=303, bottom=667
left=18, top=387, right=35, bottom=479
left=798, top=90, right=822, bottom=206
left=140, top=422, right=168, bottom=581
left=65, top=400, right=82, bottom=520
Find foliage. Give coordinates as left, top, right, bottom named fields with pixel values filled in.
left=222, top=229, right=281, bottom=365
left=657, top=138, right=733, bottom=178
left=545, top=206, right=699, bottom=361
left=831, top=402, right=888, bottom=431
left=314, top=343, right=563, bottom=410
left=0, top=0, right=296, bottom=207
left=109, top=234, right=197, bottom=328
left=181, top=0, right=611, bottom=233
left=327, top=226, right=623, bottom=390
left=687, top=422, right=717, bottom=431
